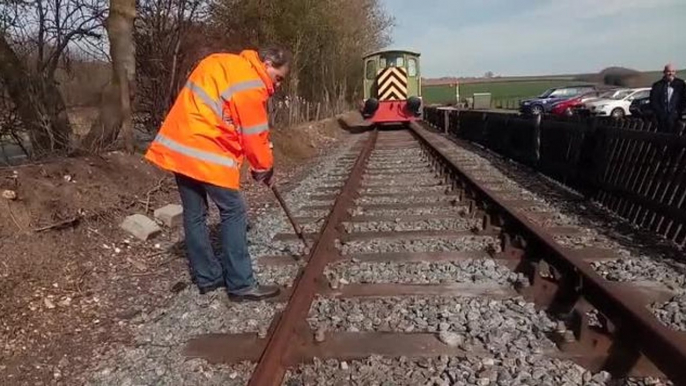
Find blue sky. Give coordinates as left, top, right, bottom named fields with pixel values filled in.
left=381, top=0, right=686, bottom=78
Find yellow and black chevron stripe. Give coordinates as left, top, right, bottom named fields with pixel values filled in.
left=376, top=67, right=408, bottom=101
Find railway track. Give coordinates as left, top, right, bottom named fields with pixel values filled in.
left=185, top=122, right=686, bottom=386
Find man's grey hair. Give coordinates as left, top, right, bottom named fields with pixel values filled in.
left=258, top=46, right=292, bottom=68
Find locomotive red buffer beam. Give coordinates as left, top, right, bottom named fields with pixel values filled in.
left=362, top=97, right=422, bottom=123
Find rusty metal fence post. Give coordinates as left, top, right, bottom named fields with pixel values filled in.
left=453, top=110, right=460, bottom=136
left=443, top=110, right=450, bottom=134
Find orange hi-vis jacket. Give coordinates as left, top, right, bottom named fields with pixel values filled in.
left=144, top=50, right=274, bottom=190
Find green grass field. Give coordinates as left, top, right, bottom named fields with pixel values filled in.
left=421, top=68, right=679, bottom=108
left=422, top=79, right=589, bottom=107
left=461, top=80, right=589, bottom=99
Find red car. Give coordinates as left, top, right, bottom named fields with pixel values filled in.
left=550, top=90, right=605, bottom=117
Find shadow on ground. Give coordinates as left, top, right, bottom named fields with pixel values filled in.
left=337, top=113, right=373, bottom=134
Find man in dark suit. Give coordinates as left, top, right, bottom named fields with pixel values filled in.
left=650, top=64, right=686, bottom=133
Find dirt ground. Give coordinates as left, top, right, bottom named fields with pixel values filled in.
left=0, top=112, right=356, bottom=385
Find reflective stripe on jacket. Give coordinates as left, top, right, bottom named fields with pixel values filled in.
left=144, top=49, right=274, bottom=189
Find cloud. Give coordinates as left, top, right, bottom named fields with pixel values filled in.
left=385, top=0, right=686, bottom=77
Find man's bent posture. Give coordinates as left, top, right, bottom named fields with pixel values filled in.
left=145, top=47, right=291, bottom=301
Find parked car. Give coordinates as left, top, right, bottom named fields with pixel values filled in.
left=519, top=85, right=598, bottom=116
left=550, top=90, right=609, bottom=117
left=582, top=88, right=650, bottom=118
left=629, top=95, right=653, bottom=118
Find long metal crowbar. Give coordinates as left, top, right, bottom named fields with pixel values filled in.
left=271, top=185, right=309, bottom=258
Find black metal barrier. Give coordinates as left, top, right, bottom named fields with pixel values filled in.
left=423, top=107, right=686, bottom=248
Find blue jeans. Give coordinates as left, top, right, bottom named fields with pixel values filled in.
left=174, top=173, right=256, bottom=294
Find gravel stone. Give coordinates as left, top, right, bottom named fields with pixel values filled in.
left=365, top=163, right=431, bottom=170
left=363, top=169, right=433, bottom=178
left=307, top=296, right=557, bottom=354
left=323, top=259, right=527, bottom=286
left=367, top=155, right=425, bottom=160
left=349, top=205, right=467, bottom=218
left=553, top=233, right=604, bottom=249
left=651, top=293, right=686, bottom=331
left=87, top=351, right=254, bottom=386
left=359, top=185, right=449, bottom=194
left=293, top=208, right=331, bottom=219
left=254, top=263, right=302, bottom=287
left=619, top=377, right=674, bottom=385
left=590, top=258, right=686, bottom=289
left=519, top=208, right=580, bottom=227
left=437, top=331, right=464, bottom=347
left=338, top=236, right=500, bottom=255
left=361, top=176, right=442, bottom=187
left=301, top=219, right=329, bottom=233
left=82, top=286, right=279, bottom=384
left=342, top=218, right=481, bottom=233
left=251, top=239, right=309, bottom=257
left=355, top=194, right=457, bottom=205
left=283, top=354, right=611, bottom=386
left=365, top=167, right=431, bottom=174
left=132, top=291, right=284, bottom=346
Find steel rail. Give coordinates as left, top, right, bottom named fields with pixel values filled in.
left=409, top=121, right=686, bottom=384
left=247, top=130, right=378, bottom=386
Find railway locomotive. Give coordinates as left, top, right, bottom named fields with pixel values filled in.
left=360, top=49, right=423, bottom=124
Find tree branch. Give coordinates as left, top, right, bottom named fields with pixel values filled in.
left=44, top=26, right=102, bottom=78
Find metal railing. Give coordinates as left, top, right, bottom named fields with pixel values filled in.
left=423, top=107, right=686, bottom=248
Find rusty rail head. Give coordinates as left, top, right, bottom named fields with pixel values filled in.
left=248, top=130, right=378, bottom=386
left=409, top=121, right=686, bottom=384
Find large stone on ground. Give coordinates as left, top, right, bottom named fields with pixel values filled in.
left=154, top=204, right=183, bottom=228
left=120, top=214, right=161, bottom=241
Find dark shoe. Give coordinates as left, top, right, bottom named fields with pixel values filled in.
left=198, top=281, right=224, bottom=295
left=228, top=285, right=280, bottom=302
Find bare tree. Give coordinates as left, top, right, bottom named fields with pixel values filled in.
left=0, top=0, right=106, bottom=155
left=82, top=0, right=135, bottom=152
left=209, top=0, right=393, bottom=111
left=0, top=32, right=72, bottom=154
left=134, top=0, right=210, bottom=131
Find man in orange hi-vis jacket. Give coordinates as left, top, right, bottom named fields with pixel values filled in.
left=145, top=47, right=291, bottom=301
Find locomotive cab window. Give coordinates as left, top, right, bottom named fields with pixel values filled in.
left=382, top=55, right=404, bottom=68
left=365, top=60, right=376, bottom=80
left=408, top=58, right=417, bottom=76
